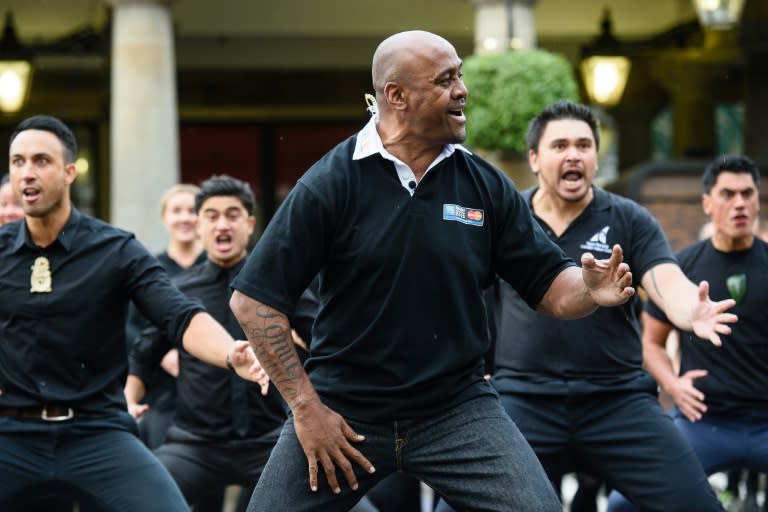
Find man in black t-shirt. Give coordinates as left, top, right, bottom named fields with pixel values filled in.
left=607, top=156, right=768, bottom=511
left=125, top=176, right=283, bottom=508
left=485, top=102, right=735, bottom=512
left=229, top=31, right=639, bottom=512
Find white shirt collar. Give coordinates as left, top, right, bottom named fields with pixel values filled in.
left=352, top=115, right=471, bottom=195
left=352, top=114, right=471, bottom=163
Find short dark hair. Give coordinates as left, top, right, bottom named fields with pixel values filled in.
left=9, top=115, right=78, bottom=164
left=526, top=100, right=600, bottom=153
left=702, top=155, right=760, bottom=194
left=195, top=175, right=257, bottom=215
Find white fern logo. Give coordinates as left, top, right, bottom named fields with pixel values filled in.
left=580, top=226, right=612, bottom=254
left=589, top=226, right=610, bottom=244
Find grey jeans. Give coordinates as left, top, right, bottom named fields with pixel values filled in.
left=246, top=394, right=561, bottom=512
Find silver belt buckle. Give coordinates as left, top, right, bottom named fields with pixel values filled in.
left=41, top=405, right=74, bottom=422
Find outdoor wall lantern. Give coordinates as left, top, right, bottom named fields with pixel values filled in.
left=0, top=12, right=33, bottom=114
left=692, top=0, right=746, bottom=29
left=580, top=55, right=631, bottom=108
left=580, top=9, right=631, bottom=108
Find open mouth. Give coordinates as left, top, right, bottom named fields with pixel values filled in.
left=22, top=186, right=41, bottom=203
left=215, top=234, right=233, bottom=251
left=448, top=107, right=465, bottom=121
left=562, top=171, right=583, bottom=183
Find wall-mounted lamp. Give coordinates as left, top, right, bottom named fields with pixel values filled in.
left=580, top=56, right=631, bottom=107
left=0, top=11, right=33, bottom=114
left=692, top=0, right=745, bottom=29
left=580, top=9, right=631, bottom=108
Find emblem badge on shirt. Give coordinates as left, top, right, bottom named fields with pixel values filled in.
left=580, top=226, right=612, bottom=254
left=30, top=256, right=53, bottom=293
left=726, top=273, right=747, bottom=305
left=443, top=204, right=484, bottom=227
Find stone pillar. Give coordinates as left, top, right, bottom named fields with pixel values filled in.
left=106, top=0, right=178, bottom=252
left=469, top=0, right=537, bottom=54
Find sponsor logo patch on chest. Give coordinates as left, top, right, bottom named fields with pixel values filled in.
left=579, top=226, right=612, bottom=254
left=443, top=204, right=485, bottom=227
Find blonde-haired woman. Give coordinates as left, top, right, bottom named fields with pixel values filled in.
left=157, top=183, right=205, bottom=273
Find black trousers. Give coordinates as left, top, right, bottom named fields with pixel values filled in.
left=499, top=388, right=722, bottom=512
left=0, top=415, right=187, bottom=511
left=155, top=426, right=281, bottom=507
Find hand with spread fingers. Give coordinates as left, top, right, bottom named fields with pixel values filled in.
left=669, top=369, right=709, bottom=422
left=581, top=244, right=635, bottom=307
left=293, top=400, right=375, bottom=493
left=689, top=281, right=737, bottom=347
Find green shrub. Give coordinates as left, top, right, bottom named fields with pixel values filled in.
left=463, top=49, right=580, bottom=154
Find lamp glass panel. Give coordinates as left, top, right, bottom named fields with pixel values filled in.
left=580, top=56, right=630, bottom=108
left=693, top=0, right=745, bottom=28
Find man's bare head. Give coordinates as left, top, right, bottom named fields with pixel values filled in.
left=371, top=30, right=456, bottom=97
left=368, top=30, right=467, bottom=152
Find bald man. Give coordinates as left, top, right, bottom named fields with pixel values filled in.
left=230, top=30, right=636, bottom=512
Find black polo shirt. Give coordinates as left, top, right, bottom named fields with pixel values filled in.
left=646, top=239, right=768, bottom=415
left=233, top=132, right=574, bottom=422
left=0, top=208, right=203, bottom=423
left=492, top=186, right=675, bottom=395
left=291, top=276, right=320, bottom=347
left=130, top=259, right=286, bottom=439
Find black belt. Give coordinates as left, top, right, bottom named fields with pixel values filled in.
left=0, top=405, right=102, bottom=422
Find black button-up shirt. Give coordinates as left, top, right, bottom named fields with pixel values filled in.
left=130, top=259, right=286, bottom=440
left=0, top=208, right=203, bottom=417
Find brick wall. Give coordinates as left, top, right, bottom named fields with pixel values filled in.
left=609, top=160, right=768, bottom=252
left=645, top=202, right=709, bottom=251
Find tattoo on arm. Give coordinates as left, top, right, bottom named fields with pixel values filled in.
left=649, top=268, right=664, bottom=302
left=240, top=304, right=307, bottom=407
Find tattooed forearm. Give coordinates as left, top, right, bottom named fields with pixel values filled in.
left=238, top=302, right=313, bottom=409
left=648, top=268, right=664, bottom=302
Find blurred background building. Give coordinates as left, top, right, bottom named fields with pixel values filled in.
left=0, top=0, right=766, bottom=252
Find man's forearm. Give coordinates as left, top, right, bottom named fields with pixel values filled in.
left=641, top=312, right=679, bottom=394
left=643, top=341, right=679, bottom=394
left=642, top=263, right=698, bottom=331
left=124, top=375, right=147, bottom=405
left=537, top=267, right=598, bottom=320
left=230, top=291, right=319, bottom=411
left=181, top=312, right=235, bottom=369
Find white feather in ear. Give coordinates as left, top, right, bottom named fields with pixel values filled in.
left=364, top=93, right=378, bottom=116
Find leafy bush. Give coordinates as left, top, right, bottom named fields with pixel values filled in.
left=463, top=49, right=580, bottom=154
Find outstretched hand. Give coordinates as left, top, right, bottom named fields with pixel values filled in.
left=581, top=244, right=635, bottom=307
left=690, top=280, right=737, bottom=347
left=229, top=340, right=270, bottom=395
